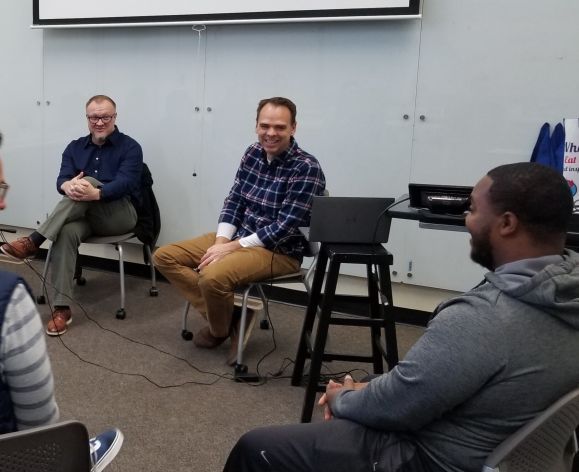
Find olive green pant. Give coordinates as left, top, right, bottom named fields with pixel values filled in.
left=38, top=177, right=137, bottom=306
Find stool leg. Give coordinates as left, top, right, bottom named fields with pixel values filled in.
left=301, top=258, right=340, bottom=423
left=292, top=250, right=328, bottom=387
left=367, top=264, right=384, bottom=374
left=378, top=263, right=398, bottom=369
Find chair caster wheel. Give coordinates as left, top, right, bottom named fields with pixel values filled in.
left=234, top=363, right=248, bottom=374
left=36, top=295, right=46, bottom=305
left=259, top=319, right=270, bottom=330
left=181, top=330, right=193, bottom=341
left=233, top=364, right=260, bottom=382
left=116, top=309, right=126, bottom=320
left=149, top=287, right=159, bottom=297
left=75, top=277, right=86, bottom=286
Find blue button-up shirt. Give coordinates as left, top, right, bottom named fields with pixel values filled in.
left=56, top=127, right=143, bottom=206
left=219, top=138, right=325, bottom=260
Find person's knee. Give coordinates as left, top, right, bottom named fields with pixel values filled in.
left=82, top=176, right=100, bottom=188
left=54, top=224, right=84, bottom=246
left=198, top=271, right=230, bottom=296
left=152, top=246, right=175, bottom=268
left=228, top=429, right=269, bottom=469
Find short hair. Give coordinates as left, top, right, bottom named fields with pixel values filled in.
left=487, top=162, right=573, bottom=241
left=86, top=95, right=116, bottom=109
left=256, top=97, right=297, bottom=125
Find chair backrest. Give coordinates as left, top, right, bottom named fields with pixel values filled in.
left=303, top=188, right=330, bottom=258
left=0, top=420, right=91, bottom=472
left=482, top=387, right=579, bottom=472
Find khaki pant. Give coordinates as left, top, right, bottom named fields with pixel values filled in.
left=38, top=177, right=137, bottom=306
left=153, top=232, right=300, bottom=337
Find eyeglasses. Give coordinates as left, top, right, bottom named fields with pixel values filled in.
left=0, top=182, right=9, bottom=200
left=86, top=114, right=116, bottom=124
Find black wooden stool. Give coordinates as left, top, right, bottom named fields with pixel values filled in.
left=291, top=243, right=399, bottom=422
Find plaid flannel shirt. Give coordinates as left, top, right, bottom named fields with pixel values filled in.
left=219, top=138, right=325, bottom=260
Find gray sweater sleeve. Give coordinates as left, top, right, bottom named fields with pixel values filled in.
left=331, top=296, right=506, bottom=431
left=1, top=284, right=59, bottom=429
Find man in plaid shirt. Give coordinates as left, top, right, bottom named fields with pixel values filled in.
left=154, top=97, right=325, bottom=364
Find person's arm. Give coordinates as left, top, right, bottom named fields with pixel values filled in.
left=98, top=140, right=143, bottom=201
left=56, top=141, right=81, bottom=195
left=219, top=150, right=252, bottom=230
left=198, top=150, right=260, bottom=268
left=1, top=284, right=59, bottom=430
left=329, top=298, right=506, bottom=431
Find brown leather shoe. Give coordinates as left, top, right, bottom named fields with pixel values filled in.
left=193, top=326, right=229, bottom=349
left=227, top=308, right=256, bottom=366
left=1, top=237, right=38, bottom=260
left=46, top=308, right=72, bottom=336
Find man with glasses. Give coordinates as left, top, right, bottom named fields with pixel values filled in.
left=1, top=96, right=142, bottom=336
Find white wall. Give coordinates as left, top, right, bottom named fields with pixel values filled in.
left=1, top=0, right=579, bottom=291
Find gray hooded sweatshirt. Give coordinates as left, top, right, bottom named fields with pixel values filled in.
left=331, top=250, right=579, bottom=472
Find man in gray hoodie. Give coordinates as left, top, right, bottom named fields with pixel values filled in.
left=223, top=162, right=579, bottom=472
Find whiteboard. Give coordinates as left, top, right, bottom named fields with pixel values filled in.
left=32, top=0, right=420, bottom=27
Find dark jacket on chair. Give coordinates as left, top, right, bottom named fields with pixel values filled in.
left=134, top=163, right=161, bottom=263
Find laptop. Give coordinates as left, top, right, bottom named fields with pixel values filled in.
left=307, top=196, right=394, bottom=243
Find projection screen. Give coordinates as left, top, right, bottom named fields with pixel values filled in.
left=32, top=0, right=421, bottom=28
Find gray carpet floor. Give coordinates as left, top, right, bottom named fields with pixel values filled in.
left=1, top=258, right=424, bottom=471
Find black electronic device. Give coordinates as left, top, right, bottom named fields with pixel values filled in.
left=408, top=183, right=472, bottom=215
left=308, top=196, right=394, bottom=243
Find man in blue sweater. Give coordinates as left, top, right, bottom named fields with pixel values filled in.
left=223, top=162, right=579, bottom=472
left=0, top=96, right=142, bottom=336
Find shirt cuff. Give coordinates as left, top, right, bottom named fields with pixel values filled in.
left=216, top=222, right=237, bottom=240
left=239, top=233, right=264, bottom=248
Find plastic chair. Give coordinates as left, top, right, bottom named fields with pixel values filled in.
left=181, top=240, right=320, bottom=377
left=482, top=387, right=579, bottom=472
left=37, top=234, right=158, bottom=319
left=0, top=420, right=91, bottom=472
left=36, top=162, right=161, bottom=319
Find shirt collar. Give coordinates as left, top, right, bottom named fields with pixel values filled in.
left=260, top=137, right=298, bottom=164
left=83, top=126, right=121, bottom=148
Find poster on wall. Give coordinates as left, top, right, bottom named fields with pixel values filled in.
left=564, top=119, right=579, bottom=213
left=33, top=0, right=421, bottom=27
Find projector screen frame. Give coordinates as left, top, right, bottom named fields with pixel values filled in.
left=32, top=1, right=421, bottom=28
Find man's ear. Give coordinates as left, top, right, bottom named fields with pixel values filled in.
left=498, top=211, right=518, bottom=236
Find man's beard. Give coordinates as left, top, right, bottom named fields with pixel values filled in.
left=470, top=227, right=495, bottom=271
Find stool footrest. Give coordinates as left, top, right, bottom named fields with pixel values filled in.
left=328, top=316, right=388, bottom=328
left=321, top=352, right=377, bottom=363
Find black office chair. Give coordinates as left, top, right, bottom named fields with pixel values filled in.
left=482, top=387, right=579, bottom=472
left=0, top=420, right=91, bottom=472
